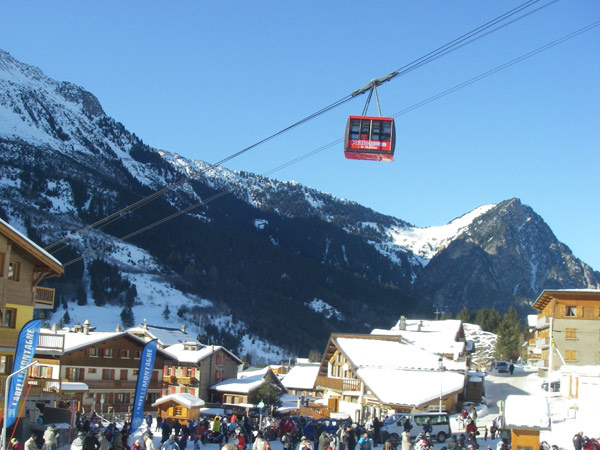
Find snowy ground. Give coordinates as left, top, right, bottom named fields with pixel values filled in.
left=54, top=365, right=592, bottom=450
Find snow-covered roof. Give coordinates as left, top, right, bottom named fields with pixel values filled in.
left=371, top=329, right=465, bottom=356
left=336, top=337, right=467, bottom=372
left=395, top=319, right=463, bottom=335
left=211, top=372, right=267, bottom=394
left=57, top=329, right=125, bottom=353
left=357, top=368, right=465, bottom=407
left=504, top=395, right=550, bottom=430
left=0, top=218, right=63, bottom=274
left=282, top=363, right=320, bottom=390
left=163, top=342, right=242, bottom=364
left=212, top=367, right=285, bottom=394
left=127, top=324, right=189, bottom=347
left=152, top=393, right=205, bottom=409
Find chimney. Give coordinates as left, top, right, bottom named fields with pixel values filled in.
left=418, top=320, right=423, bottom=332
left=83, top=320, right=90, bottom=335
left=181, top=325, right=186, bottom=333
left=398, top=315, right=406, bottom=331
left=51, top=323, right=57, bottom=332
left=115, top=324, right=121, bottom=332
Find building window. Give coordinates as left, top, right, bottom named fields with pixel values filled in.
left=102, top=369, right=115, bottom=380
left=0, top=355, right=13, bottom=375
left=116, top=393, right=129, bottom=403
left=565, top=350, right=577, bottom=362
left=120, top=349, right=130, bottom=359
left=565, top=306, right=577, bottom=317
left=565, top=328, right=577, bottom=339
left=174, top=407, right=183, bottom=417
left=0, top=308, right=16, bottom=328
left=87, top=368, right=97, bottom=374
left=104, top=348, right=113, bottom=358
left=89, top=347, right=100, bottom=357
left=7, top=261, right=20, bottom=281
left=66, top=367, right=84, bottom=381
left=134, top=350, right=141, bottom=359
left=215, top=369, right=224, bottom=382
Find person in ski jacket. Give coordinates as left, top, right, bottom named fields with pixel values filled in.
left=25, top=435, right=39, bottom=450
left=447, top=436, right=458, bottom=450
left=162, top=435, right=180, bottom=450
left=401, top=432, right=412, bottom=450
left=131, top=440, right=143, bottom=450
left=71, top=432, right=86, bottom=450
left=97, top=432, right=109, bottom=450
left=10, top=438, right=25, bottom=450
left=574, top=433, right=584, bottom=450
left=44, top=426, right=58, bottom=450
left=83, top=431, right=100, bottom=450
left=143, top=434, right=157, bottom=450
left=358, top=434, right=372, bottom=450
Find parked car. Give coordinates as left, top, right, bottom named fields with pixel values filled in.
left=494, top=361, right=510, bottom=373
left=302, top=418, right=351, bottom=440
left=381, top=412, right=451, bottom=443
left=541, top=380, right=560, bottom=392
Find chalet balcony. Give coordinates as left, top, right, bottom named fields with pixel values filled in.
left=34, top=287, right=55, bottom=309
left=315, top=376, right=361, bottom=392
left=177, top=376, right=196, bottom=385
left=536, top=337, right=549, bottom=348
left=536, top=316, right=549, bottom=329
left=38, top=333, right=65, bottom=352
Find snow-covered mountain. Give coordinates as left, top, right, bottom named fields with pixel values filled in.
left=1, top=49, right=598, bottom=361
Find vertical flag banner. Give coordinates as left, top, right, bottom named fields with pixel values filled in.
left=130, top=339, right=158, bottom=434
left=6, top=318, right=42, bottom=428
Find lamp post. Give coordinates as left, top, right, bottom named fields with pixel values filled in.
left=2, top=360, right=39, bottom=450
left=438, top=357, right=445, bottom=412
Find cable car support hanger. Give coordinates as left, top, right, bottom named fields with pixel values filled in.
left=351, top=70, right=399, bottom=116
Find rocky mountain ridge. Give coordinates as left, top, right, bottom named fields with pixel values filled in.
left=1, top=49, right=598, bottom=360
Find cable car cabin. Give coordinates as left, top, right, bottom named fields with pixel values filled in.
left=344, top=116, right=396, bottom=162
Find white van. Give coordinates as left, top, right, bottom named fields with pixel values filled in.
left=381, top=412, right=452, bottom=443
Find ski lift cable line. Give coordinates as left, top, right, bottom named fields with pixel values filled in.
left=60, top=16, right=599, bottom=269
left=351, top=0, right=551, bottom=96
left=50, top=0, right=546, bottom=255
left=390, top=19, right=600, bottom=119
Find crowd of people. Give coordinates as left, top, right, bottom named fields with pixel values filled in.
left=7, top=408, right=597, bottom=450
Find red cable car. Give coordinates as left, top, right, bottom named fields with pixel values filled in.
left=344, top=116, right=396, bottom=162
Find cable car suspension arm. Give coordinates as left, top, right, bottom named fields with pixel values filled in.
left=353, top=70, right=398, bottom=116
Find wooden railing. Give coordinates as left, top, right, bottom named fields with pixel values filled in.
left=177, top=376, right=195, bottom=385
left=38, top=333, right=65, bottom=352
left=34, top=287, right=55, bottom=308
left=315, top=375, right=360, bottom=392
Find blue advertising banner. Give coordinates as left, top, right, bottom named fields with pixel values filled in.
left=6, top=318, right=42, bottom=428
left=130, top=339, right=158, bottom=434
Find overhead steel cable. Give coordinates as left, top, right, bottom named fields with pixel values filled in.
left=60, top=17, right=600, bottom=268
left=53, top=0, right=549, bottom=260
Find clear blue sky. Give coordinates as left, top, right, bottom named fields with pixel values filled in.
left=2, top=1, right=599, bottom=271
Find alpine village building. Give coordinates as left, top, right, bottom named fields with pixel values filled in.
left=0, top=218, right=64, bottom=419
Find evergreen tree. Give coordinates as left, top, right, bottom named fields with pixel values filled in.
left=308, top=349, right=322, bottom=362
left=456, top=306, right=471, bottom=323
left=121, top=306, right=135, bottom=328
left=76, top=284, right=87, bottom=306
left=255, top=375, right=283, bottom=409
left=162, top=304, right=170, bottom=320
left=494, top=306, right=522, bottom=361
left=63, top=310, right=71, bottom=325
